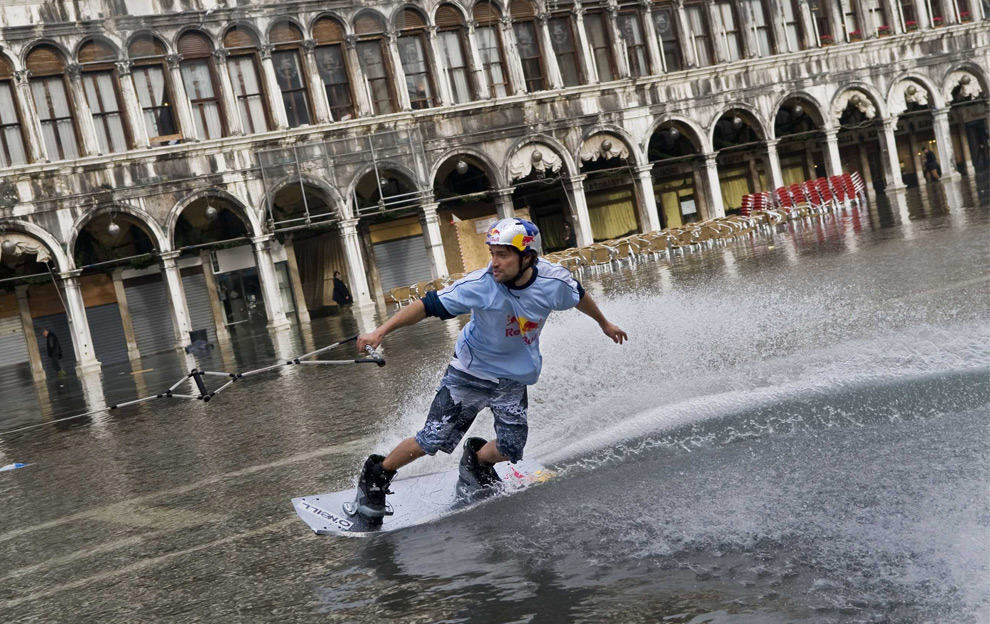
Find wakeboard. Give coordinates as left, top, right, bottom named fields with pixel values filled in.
left=291, top=458, right=553, bottom=537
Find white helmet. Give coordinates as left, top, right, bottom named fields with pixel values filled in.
left=485, top=218, right=542, bottom=255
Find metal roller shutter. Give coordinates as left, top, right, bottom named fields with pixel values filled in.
left=125, top=276, right=175, bottom=356
left=182, top=272, right=217, bottom=343
left=86, top=303, right=129, bottom=366
left=372, top=235, right=433, bottom=293
left=0, top=315, right=28, bottom=367
left=33, top=312, right=75, bottom=374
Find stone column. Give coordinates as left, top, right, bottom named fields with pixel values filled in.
left=538, top=13, right=565, bottom=88
left=465, top=22, right=489, bottom=100
left=768, top=0, right=789, bottom=51
left=198, top=250, right=231, bottom=346
left=798, top=0, right=818, bottom=48
left=13, top=70, right=46, bottom=162
left=302, top=40, right=332, bottom=124
left=65, top=64, right=101, bottom=156
left=427, top=26, right=453, bottom=106
left=160, top=251, right=193, bottom=346
left=957, top=119, right=973, bottom=175
left=881, top=117, right=906, bottom=191
left=691, top=163, right=711, bottom=220
left=339, top=218, right=373, bottom=306
left=766, top=139, right=785, bottom=190
left=14, top=285, right=45, bottom=381
left=563, top=175, right=595, bottom=247
left=880, top=0, right=900, bottom=33
left=906, top=129, right=926, bottom=186
left=344, top=36, right=374, bottom=117
left=259, top=46, right=290, bottom=129
left=166, top=54, right=198, bottom=141
left=607, top=4, right=631, bottom=77
left=573, top=6, right=599, bottom=83
left=702, top=152, right=727, bottom=218
left=386, top=31, right=413, bottom=111
left=639, top=1, right=665, bottom=75
left=633, top=165, right=662, bottom=232
left=421, top=201, right=450, bottom=279
left=281, top=237, right=311, bottom=323
left=211, top=50, right=243, bottom=136
left=857, top=142, right=875, bottom=191
left=114, top=60, right=150, bottom=147
left=494, top=187, right=516, bottom=219
left=707, top=2, right=728, bottom=63
left=501, top=16, right=528, bottom=95
left=932, top=107, right=961, bottom=180
left=824, top=127, right=844, bottom=176
left=914, top=0, right=932, bottom=28
left=61, top=270, right=100, bottom=372
left=110, top=268, right=141, bottom=362
left=250, top=235, right=290, bottom=328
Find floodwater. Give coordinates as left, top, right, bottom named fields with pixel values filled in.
left=1, top=179, right=988, bottom=624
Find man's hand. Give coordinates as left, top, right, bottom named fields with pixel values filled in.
left=357, top=328, right=385, bottom=353
left=601, top=322, right=627, bottom=344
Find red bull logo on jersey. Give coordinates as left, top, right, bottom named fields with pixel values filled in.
left=506, top=315, right=542, bottom=344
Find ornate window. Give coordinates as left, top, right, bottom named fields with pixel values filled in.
left=511, top=0, right=548, bottom=91
left=473, top=3, right=509, bottom=97
left=223, top=27, right=270, bottom=134
left=928, top=0, right=949, bottom=23
left=436, top=5, right=473, bottom=103
left=584, top=8, right=616, bottom=81
left=26, top=45, right=81, bottom=159
left=128, top=35, right=180, bottom=143
left=808, top=0, right=835, bottom=42
left=312, top=16, right=355, bottom=121
left=781, top=0, right=807, bottom=51
left=685, top=2, right=714, bottom=66
left=742, top=0, right=775, bottom=56
left=863, top=0, right=889, bottom=35
left=548, top=7, right=582, bottom=87
left=396, top=8, right=437, bottom=109
left=0, top=55, right=27, bottom=166
left=270, top=22, right=313, bottom=127
left=618, top=8, right=649, bottom=77
left=713, top=1, right=743, bottom=61
left=652, top=4, right=683, bottom=72
left=355, top=12, right=396, bottom=114
left=177, top=31, right=224, bottom=139
left=839, top=0, right=861, bottom=39
left=78, top=40, right=128, bottom=153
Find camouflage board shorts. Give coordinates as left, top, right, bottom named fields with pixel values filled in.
left=414, top=366, right=529, bottom=463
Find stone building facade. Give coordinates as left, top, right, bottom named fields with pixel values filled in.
left=0, top=0, right=987, bottom=379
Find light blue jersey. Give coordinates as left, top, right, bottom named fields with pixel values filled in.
left=422, top=258, right=584, bottom=385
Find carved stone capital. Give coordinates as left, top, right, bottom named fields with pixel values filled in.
left=165, top=54, right=183, bottom=69
left=302, top=39, right=317, bottom=53
left=115, top=59, right=133, bottom=75
left=571, top=5, right=585, bottom=18
left=386, top=29, right=399, bottom=44
left=13, top=69, right=32, bottom=86
left=345, top=34, right=358, bottom=49
left=537, top=13, right=549, bottom=26
left=212, top=48, right=229, bottom=62
left=64, top=63, right=82, bottom=80
left=500, top=15, right=513, bottom=28
left=260, top=45, right=274, bottom=60
left=426, top=25, right=438, bottom=37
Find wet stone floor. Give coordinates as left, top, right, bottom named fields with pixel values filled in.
left=0, top=178, right=988, bottom=623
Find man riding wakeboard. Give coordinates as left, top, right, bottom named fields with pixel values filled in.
left=350, top=218, right=628, bottom=520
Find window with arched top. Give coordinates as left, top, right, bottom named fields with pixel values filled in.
left=617, top=3, right=649, bottom=77
left=685, top=1, right=714, bottom=66
left=397, top=8, right=437, bottom=109
left=26, top=45, right=81, bottom=160
left=547, top=2, right=583, bottom=86
left=177, top=31, right=225, bottom=139
left=78, top=39, right=129, bottom=153
left=223, top=26, right=270, bottom=134
left=313, top=16, right=355, bottom=121
left=511, top=0, right=548, bottom=91
left=473, top=2, right=509, bottom=97
left=128, top=35, right=180, bottom=143
left=354, top=12, right=396, bottom=115
left=652, top=2, right=683, bottom=71
left=270, top=21, right=313, bottom=127
left=435, top=4, right=473, bottom=103
left=583, top=4, right=616, bottom=81
left=0, top=54, right=28, bottom=166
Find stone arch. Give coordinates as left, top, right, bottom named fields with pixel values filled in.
left=708, top=103, right=769, bottom=145
left=392, top=4, right=431, bottom=28
left=124, top=31, right=174, bottom=56
left=166, top=188, right=262, bottom=246
left=352, top=8, right=389, bottom=33
left=172, top=25, right=221, bottom=52
left=220, top=22, right=264, bottom=48
left=265, top=16, right=309, bottom=43
left=942, top=63, right=988, bottom=103
left=73, top=35, right=124, bottom=62
left=887, top=73, right=944, bottom=115
left=503, top=134, right=576, bottom=183
left=644, top=114, right=709, bottom=154
left=260, top=175, right=346, bottom=221
left=429, top=146, right=504, bottom=189
left=310, top=11, right=352, bottom=37
left=830, top=83, right=887, bottom=124
left=0, top=219, right=72, bottom=272
left=432, top=1, right=472, bottom=24
left=345, top=160, right=425, bottom=215
left=577, top=125, right=647, bottom=167
left=471, top=0, right=508, bottom=14
left=21, top=39, right=74, bottom=66
left=67, top=202, right=169, bottom=257
left=770, top=90, right=828, bottom=131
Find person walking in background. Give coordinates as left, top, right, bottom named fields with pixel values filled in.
left=332, top=271, right=353, bottom=306
left=922, top=147, right=941, bottom=182
left=42, top=328, right=64, bottom=377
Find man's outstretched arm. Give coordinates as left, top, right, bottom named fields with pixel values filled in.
left=357, top=299, right=427, bottom=352
left=575, top=293, right=627, bottom=344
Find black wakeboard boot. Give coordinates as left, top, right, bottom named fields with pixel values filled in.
left=455, top=437, right=503, bottom=504
left=343, top=454, right=396, bottom=522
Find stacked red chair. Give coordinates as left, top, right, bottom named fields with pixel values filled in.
left=850, top=171, right=866, bottom=202
left=802, top=180, right=825, bottom=213
left=774, top=186, right=795, bottom=213
left=828, top=175, right=850, bottom=208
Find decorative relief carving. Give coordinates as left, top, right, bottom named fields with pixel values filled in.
left=833, top=90, right=876, bottom=122
left=946, top=70, right=983, bottom=100
left=888, top=81, right=930, bottom=116
left=579, top=134, right=630, bottom=162
left=508, top=143, right=563, bottom=181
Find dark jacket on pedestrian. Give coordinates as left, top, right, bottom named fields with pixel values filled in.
left=332, top=276, right=353, bottom=306
left=46, top=331, right=62, bottom=359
